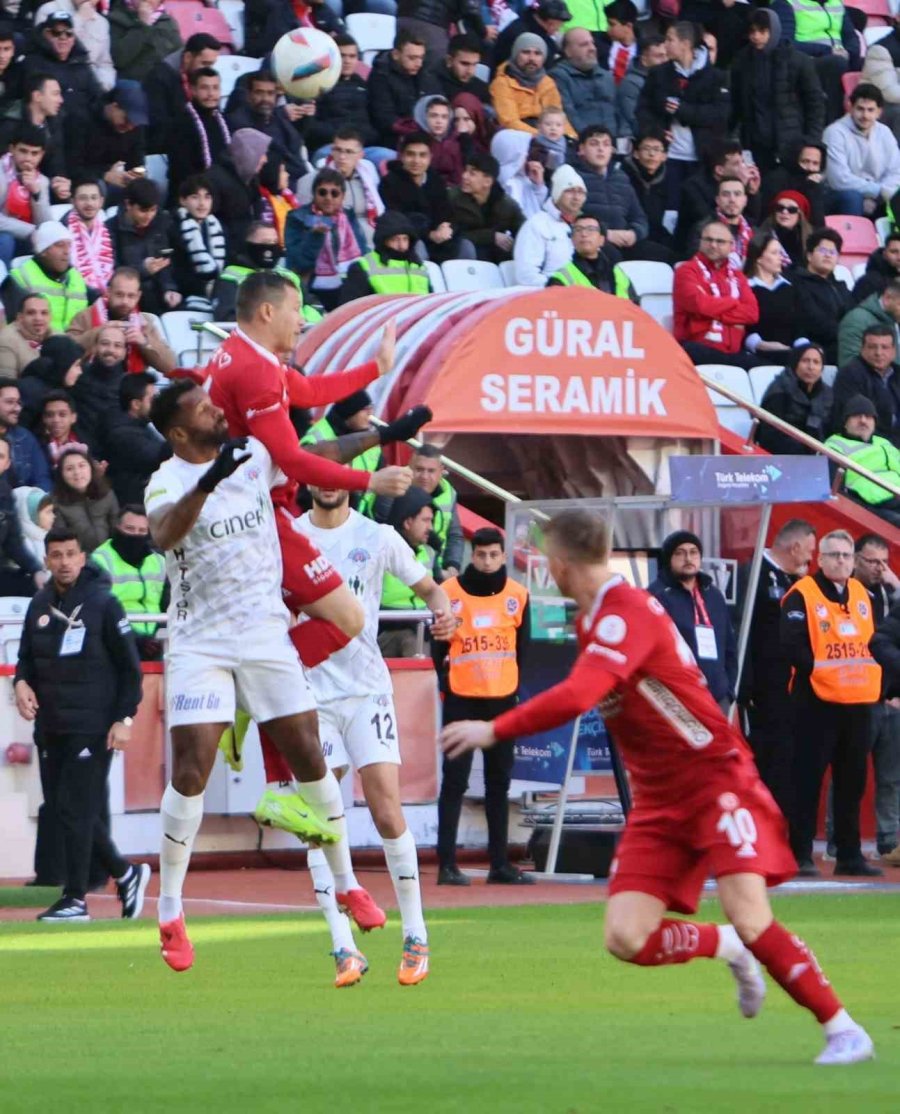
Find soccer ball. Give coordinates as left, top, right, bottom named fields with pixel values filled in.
left=272, top=28, right=341, bottom=100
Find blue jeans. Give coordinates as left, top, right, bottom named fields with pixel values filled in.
left=828, top=189, right=865, bottom=216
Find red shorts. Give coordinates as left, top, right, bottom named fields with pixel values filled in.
left=276, top=506, right=343, bottom=611
left=608, top=770, right=797, bottom=915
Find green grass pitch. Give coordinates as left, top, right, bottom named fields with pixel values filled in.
left=2, top=894, right=898, bottom=1113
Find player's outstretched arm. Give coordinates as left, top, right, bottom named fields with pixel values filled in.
left=307, top=405, right=433, bottom=464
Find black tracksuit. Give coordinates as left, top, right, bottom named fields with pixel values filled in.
left=15, top=564, right=142, bottom=900
left=432, top=565, right=530, bottom=871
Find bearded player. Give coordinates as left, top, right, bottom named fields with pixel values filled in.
left=442, top=509, right=874, bottom=1067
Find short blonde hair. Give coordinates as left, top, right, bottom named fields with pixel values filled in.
left=819, top=529, right=854, bottom=552
left=544, top=509, right=610, bottom=563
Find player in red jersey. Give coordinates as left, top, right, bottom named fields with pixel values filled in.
left=442, top=509, right=875, bottom=1066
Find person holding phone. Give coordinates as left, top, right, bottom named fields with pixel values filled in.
left=106, top=177, right=182, bottom=314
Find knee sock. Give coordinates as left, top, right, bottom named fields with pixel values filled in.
left=383, top=828, right=427, bottom=942
left=307, top=846, right=356, bottom=953
left=289, top=619, right=352, bottom=669
left=748, top=920, right=844, bottom=1026
left=630, top=920, right=721, bottom=966
left=299, top=771, right=358, bottom=893
left=259, top=729, right=294, bottom=787
left=159, top=784, right=204, bottom=924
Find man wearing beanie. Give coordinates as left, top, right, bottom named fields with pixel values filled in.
left=378, top=485, right=440, bottom=657
left=5, top=220, right=93, bottom=332
left=825, top=394, right=900, bottom=525
left=513, top=163, right=586, bottom=285
left=490, top=33, right=575, bottom=137
left=649, top=529, right=737, bottom=711
left=339, top=211, right=432, bottom=304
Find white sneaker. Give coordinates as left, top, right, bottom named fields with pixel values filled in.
left=815, top=1027, right=875, bottom=1065
left=728, top=948, right=766, bottom=1019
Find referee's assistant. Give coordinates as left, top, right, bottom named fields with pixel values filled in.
left=15, top=527, right=150, bottom=923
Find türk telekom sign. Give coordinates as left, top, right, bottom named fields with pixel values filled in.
left=418, top=289, right=718, bottom=439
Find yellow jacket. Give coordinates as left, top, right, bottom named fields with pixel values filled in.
left=489, top=64, right=576, bottom=137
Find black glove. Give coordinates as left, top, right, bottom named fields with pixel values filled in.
left=378, top=405, right=433, bottom=445
left=197, top=437, right=251, bottom=493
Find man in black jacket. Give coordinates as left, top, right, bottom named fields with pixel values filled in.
left=621, top=130, right=675, bottom=255
left=831, top=325, right=900, bottom=445
left=397, top=0, right=485, bottom=62
left=107, top=178, right=180, bottom=316
left=0, top=432, right=43, bottom=595
left=792, top=228, right=853, bottom=365
left=367, top=31, right=442, bottom=151
left=22, top=12, right=102, bottom=128
left=438, top=34, right=490, bottom=105
left=305, top=35, right=379, bottom=154
left=66, top=80, right=148, bottom=196
left=71, top=325, right=127, bottom=450
left=14, top=527, right=149, bottom=922
left=853, top=234, right=900, bottom=304
left=144, top=33, right=222, bottom=156
left=648, top=529, right=737, bottom=712
left=569, top=124, right=648, bottom=251
left=104, top=372, right=167, bottom=507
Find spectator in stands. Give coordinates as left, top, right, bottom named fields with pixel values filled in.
left=569, top=124, right=648, bottom=254
left=492, top=130, right=548, bottom=219
left=245, top=0, right=339, bottom=57
left=285, top=168, right=366, bottom=312
left=854, top=231, right=900, bottom=304
left=838, top=280, right=900, bottom=366
left=495, top=0, right=569, bottom=71
left=66, top=265, right=176, bottom=377
left=24, top=11, right=103, bottom=127
left=396, top=0, right=485, bottom=62
left=170, top=175, right=225, bottom=314
left=551, top=27, right=617, bottom=137
left=206, top=128, right=271, bottom=247
left=69, top=323, right=126, bottom=448
left=637, top=21, right=731, bottom=211
left=512, top=163, right=583, bottom=285
left=760, top=140, right=828, bottom=227
left=0, top=433, right=44, bottom=594
left=379, top=132, right=472, bottom=264
left=409, top=94, right=464, bottom=186
left=792, top=227, right=853, bottom=364
left=107, top=178, right=180, bottom=316
left=34, top=0, right=116, bottom=92
left=490, top=33, right=574, bottom=137
left=649, top=529, right=737, bottom=713
left=226, top=69, right=307, bottom=186
left=144, top=32, right=221, bottom=155
left=339, top=211, right=431, bottom=303
left=438, top=34, right=490, bottom=106
left=0, top=293, right=52, bottom=377
left=166, top=67, right=230, bottom=199
left=451, top=93, right=494, bottom=162
left=65, top=179, right=113, bottom=294
left=448, top=152, right=524, bottom=263
left=729, top=9, right=824, bottom=174
left=0, top=24, right=22, bottom=115
left=832, top=324, right=900, bottom=444
left=825, top=395, right=900, bottom=526
left=103, top=372, right=165, bottom=506
left=757, top=343, right=832, bottom=454
left=18, top=333, right=83, bottom=430
left=0, top=73, right=69, bottom=198
left=743, top=232, right=808, bottom=358
left=14, top=486, right=53, bottom=571
left=67, top=79, right=148, bottom=198
left=600, top=0, right=639, bottom=80
left=616, top=34, right=667, bottom=140
left=212, top=221, right=321, bottom=325
left=0, top=376, right=52, bottom=489
left=757, top=190, right=813, bottom=270
left=689, top=176, right=754, bottom=268
left=0, top=124, right=52, bottom=266
left=530, top=107, right=569, bottom=174
left=37, top=388, right=85, bottom=468
left=5, top=220, right=93, bottom=333
left=546, top=214, right=636, bottom=299
left=368, top=31, right=442, bottom=152
left=620, top=130, right=674, bottom=255
left=297, top=128, right=383, bottom=251
left=676, top=141, right=762, bottom=252
left=307, top=35, right=379, bottom=156
left=50, top=444, right=117, bottom=552
left=673, top=219, right=759, bottom=367
left=771, top=0, right=859, bottom=124
left=824, top=84, right=900, bottom=217
left=407, top=442, right=462, bottom=580
left=108, top=0, right=181, bottom=82
left=862, top=22, right=900, bottom=139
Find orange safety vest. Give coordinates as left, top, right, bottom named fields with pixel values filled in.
left=790, top=575, right=881, bottom=704
left=444, top=576, right=528, bottom=698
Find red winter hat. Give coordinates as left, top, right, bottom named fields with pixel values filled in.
left=771, top=190, right=811, bottom=220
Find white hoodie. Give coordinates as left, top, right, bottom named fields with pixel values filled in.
left=512, top=197, right=574, bottom=286
left=824, top=112, right=900, bottom=200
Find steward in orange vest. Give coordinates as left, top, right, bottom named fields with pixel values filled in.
left=780, top=537, right=884, bottom=879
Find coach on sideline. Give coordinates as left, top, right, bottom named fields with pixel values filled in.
left=14, top=527, right=150, bottom=923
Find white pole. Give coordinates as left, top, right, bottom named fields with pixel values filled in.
left=540, top=714, right=582, bottom=876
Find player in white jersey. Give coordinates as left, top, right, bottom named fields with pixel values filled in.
left=144, top=382, right=380, bottom=973
left=295, top=484, right=455, bottom=987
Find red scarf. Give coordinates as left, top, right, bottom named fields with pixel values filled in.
left=67, top=211, right=114, bottom=292
left=716, top=211, right=753, bottom=268
left=90, top=300, right=146, bottom=374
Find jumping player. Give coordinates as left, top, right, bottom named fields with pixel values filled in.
left=145, top=383, right=379, bottom=972
left=442, top=509, right=874, bottom=1066
left=294, top=484, right=455, bottom=988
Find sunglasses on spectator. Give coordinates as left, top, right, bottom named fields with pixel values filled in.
left=315, top=187, right=343, bottom=197
left=775, top=204, right=800, bottom=215
left=48, top=28, right=74, bottom=38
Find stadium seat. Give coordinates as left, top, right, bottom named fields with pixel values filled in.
left=715, top=406, right=754, bottom=440
left=50, top=203, right=71, bottom=221
left=345, top=13, right=396, bottom=62
left=852, top=261, right=868, bottom=282
left=826, top=215, right=879, bottom=272
left=834, top=262, right=856, bottom=289
left=216, top=54, right=260, bottom=101
left=841, top=71, right=861, bottom=110
left=499, top=260, right=518, bottom=286
left=822, top=364, right=838, bottom=386
left=442, top=259, right=504, bottom=292
left=698, top=363, right=754, bottom=405
left=852, top=0, right=891, bottom=25
left=423, top=260, right=446, bottom=292
left=10, top=254, right=30, bottom=270
left=474, top=63, right=490, bottom=83
left=616, top=259, right=673, bottom=297
left=167, top=1, right=234, bottom=48
left=161, top=310, right=215, bottom=364
left=748, top=364, right=783, bottom=404
left=638, top=293, right=673, bottom=331
left=217, top=0, right=245, bottom=51
left=145, top=153, right=169, bottom=199
left=876, top=216, right=891, bottom=245
left=104, top=205, right=118, bottom=220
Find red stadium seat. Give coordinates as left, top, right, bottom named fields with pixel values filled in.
left=841, top=70, right=861, bottom=111
left=849, top=0, right=892, bottom=26
left=825, top=214, right=880, bottom=272
left=167, top=1, right=234, bottom=49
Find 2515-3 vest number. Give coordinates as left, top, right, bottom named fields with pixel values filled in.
left=460, top=634, right=511, bottom=654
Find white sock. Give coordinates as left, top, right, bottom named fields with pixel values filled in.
left=158, top=783, right=204, bottom=924
left=307, top=847, right=356, bottom=952
left=299, top=771, right=358, bottom=892
left=383, top=828, right=427, bottom=942
left=824, top=1008, right=856, bottom=1035
left=715, top=924, right=745, bottom=963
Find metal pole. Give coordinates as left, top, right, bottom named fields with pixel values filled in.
left=541, top=714, right=581, bottom=875
left=731, top=503, right=772, bottom=723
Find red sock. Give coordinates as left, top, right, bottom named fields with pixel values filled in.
left=631, top=920, right=719, bottom=966
left=749, top=920, right=842, bottom=1024
left=259, top=729, right=293, bottom=784
left=289, top=619, right=352, bottom=668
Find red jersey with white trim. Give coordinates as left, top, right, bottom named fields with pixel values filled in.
left=205, top=328, right=379, bottom=508
left=495, top=576, right=755, bottom=807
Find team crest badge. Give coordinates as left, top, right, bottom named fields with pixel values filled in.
left=815, top=604, right=828, bottom=619
left=718, top=792, right=739, bottom=811
left=450, top=598, right=463, bottom=614
left=857, top=601, right=869, bottom=618
left=819, top=622, right=831, bottom=633
left=506, top=596, right=519, bottom=615
left=348, top=548, right=370, bottom=565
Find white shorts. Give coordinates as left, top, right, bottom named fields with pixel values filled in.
left=318, top=693, right=401, bottom=771
left=166, top=623, right=315, bottom=728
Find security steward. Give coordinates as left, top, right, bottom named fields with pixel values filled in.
left=91, top=504, right=168, bottom=661
left=433, top=527, right=532, bottom=886
left=14, top=527, right=150, bottom=922
left=780, top=528, right=884, bottom=879
left=546, top=214, right=638, bottom=300
left=339, top=212, right=431, bottom=304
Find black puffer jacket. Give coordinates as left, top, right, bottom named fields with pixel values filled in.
left=757, top=367, right=833, bottom=455
left=636, top=54, right=730, bottom=163
left=312, top=74, right=378, bottom=149
left=397, top=0, right=484, bottom=35
left=367, top=52, right=442, bottom=149
left=568, top=156, right=649, bottom=240
left=852, top=248, right=900, bottom=305
left=244, top=0, right=342, bottom=58
left=378, top=159, right=453, bottom=239
left=21, top=35, right=102, bottom=125
left=621, top=155, right=672, bottom=248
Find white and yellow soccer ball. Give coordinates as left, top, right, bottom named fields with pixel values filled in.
left=272, top=28, right=341, bottom=100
